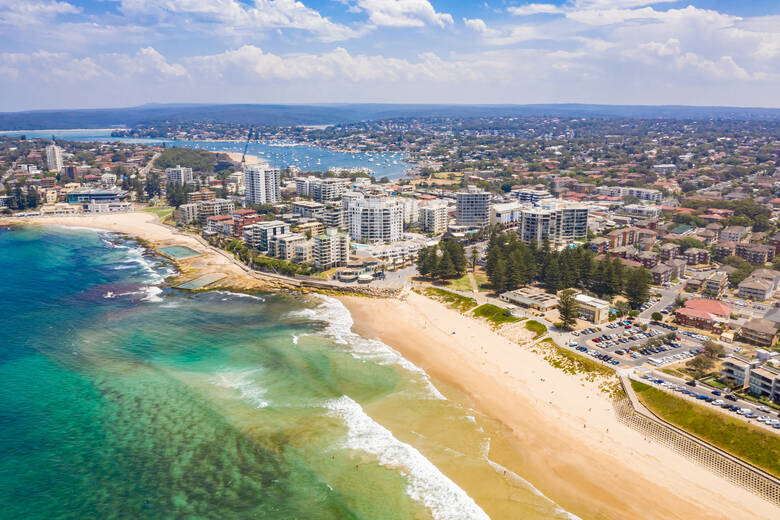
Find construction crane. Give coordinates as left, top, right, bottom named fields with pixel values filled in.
left=240, top=126, right=254, bottom=166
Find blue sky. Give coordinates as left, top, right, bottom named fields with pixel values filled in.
left=1, top=1, right=779, bottom=110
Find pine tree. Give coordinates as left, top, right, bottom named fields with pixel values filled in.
left=491, top=256, right=507, bottom=294
left=557, top=289, right=580, bottom=330
left=436, top=249, right=457, bottom=279
left=417, top=248, right=432, bottom=277
left=625, top=268, right=651, bottom=309
left=543, top=256, right=562, bottom=293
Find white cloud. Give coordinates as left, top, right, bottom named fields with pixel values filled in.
left=0, top=0, right=80, bottom=25
left=674, top=53, right=750, bottom=81
left=354, top=0, right=454, bottom=28
left=464, top=17, right=541, bottom=45
left=118, top=0, right=364, bottom=41
left=572, top=0, right=676, bottom=8
left=507, top=4, right=563, bottom=16
left=187, top=44, right=470, bottom=82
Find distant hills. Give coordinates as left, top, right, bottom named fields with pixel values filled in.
left=2, top=103, right=780, bottom=130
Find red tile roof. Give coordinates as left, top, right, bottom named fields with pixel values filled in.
left=684, top=298, right=731, bottom=317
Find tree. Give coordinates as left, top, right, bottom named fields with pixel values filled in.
left=491, top=256, right=507, bottom=294
left=625, top=268, right=651, bottom=309
left=702, top=340, right=725, bottom=359
left=651, top=312, right=663, bottom=321
left=686, top=355, right=714, bottom=379
left=435, top=249, right=457, bottom=279
left=470, top=246, right=479, bottom=271
left=557, top=289, right=580, bottom=330
left=614, top=300, right=630, bottom=318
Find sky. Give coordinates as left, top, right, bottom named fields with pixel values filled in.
left=1, top=0, right=780, bottom=111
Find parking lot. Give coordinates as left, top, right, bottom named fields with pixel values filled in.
left=566, top=318, right=706, bottom=368
left=634, top=374, right=780, bottom=433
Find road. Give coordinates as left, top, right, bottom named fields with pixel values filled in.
left=140, top=152, right=161, bottom=178
left=639, top=281, right=685, bottom=319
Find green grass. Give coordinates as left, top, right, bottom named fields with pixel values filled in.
left=445, top=274, right=473, bottom=292
left=142, top=206, right=174, bottom=219
left=631, top=381, right=780, bottom=477
left=534, top=339, right=619, bottom=396
left=734, top=390, right=780, bottom=411
left=472, top=304, right=522, bottom=326
left=524, top=320, right=547, bottom=339
left=414, top=287, right=477, bottom=313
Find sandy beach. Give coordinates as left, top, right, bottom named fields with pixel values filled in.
left=4, top=211, right=777, bottom=519
left=225, top=151, right=263, bottom=165
left=340, top=292, right=780, bottom=520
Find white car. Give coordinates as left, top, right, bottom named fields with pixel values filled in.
left=757, top=406, right=770, bottom=413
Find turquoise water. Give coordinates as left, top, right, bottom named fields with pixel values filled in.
left=158, top=245, right=200, bottom=258
left=0, top=226, right=579, bottom=519
left=0, top=129, right=410, bottom=179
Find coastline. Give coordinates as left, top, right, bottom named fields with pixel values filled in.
left=4, top=212, right=778, bottom=519
left=339, top=292, right=780, bottom=520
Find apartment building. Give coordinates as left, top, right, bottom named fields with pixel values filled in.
left=517, top=200, right=589, bottom=246
left=511, top=187, right=552, bottom=204
left=419, top=203, right=449, bottom=234
left=674, top=298, right=731, bottom=332
left=187, top=189, right=216, bottom=204
left=175, top=203, right=199, bottom=225
left=292, top=200, right=326, bottom=218
left=659, top=242, right=680, bottom=261
left=243, top=220, right=290, bottom=252
left=683, top=247, right=710, bottom=265
left=311, top=178, right=349, bottom=202
left=455, top=186, right=491, bottom=228
left=720, top=225, right=749, bottom=242
left=268, top=233, right=307, bottom=261
left=703, top=271, right=729, bottom=297
left=713, top=241, right=737, bottom=260
left=736, top=243, right=775, bottom=264
left=197, top=198, right=235, bottom=225
left=348, top=197, right=403, bottom=243
left=314, top=228, right=351, bottom=269
left=244, top=164, right=280, bottom=204
left=165, top=165, right=193, bottom=185
left=738, top=277, right=774, bottom=301
left=605, top=227, right=638, bottom=248
left=45, top=144, right=64, bottom=172
left=489, top=201, right=524, bottom=227
left=748, top=366, right=780, bottom=402
left=739, top=318, right=777, bottom=347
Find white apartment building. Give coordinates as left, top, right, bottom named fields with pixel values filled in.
left=594, top=186, right=662, bottom=202
left=490, top=201, right=524, bottom=227
left=165, top=165, right=193, bottom=185
left=244, top=163, right=280, bottom=204
left=517, top=200, right=589, bottom=246
left=311, top=178, right=348, bottom=202
left=419, top=203, right=449, bottom=234
left=314, top=228, right=351, bottom=269
left=397, top=197, right=419, bottom=225
left=348, top=197, right=403, bottom=243
left=292, top=200, right=326, bottom=218
left=511, top=187, right=552, bottom=204
left=341, top=191, right=365, bottom=230
left=175, top=203, right=199, bottom=225
left=268, top=233, right=307, bottom=261
left=243, top=220, right=290, bottom=252
left=296, top=177, right=314, bottom=197
left=455, top=186, right=491, bottom=228
left=45, top=144, right=64, bottom=172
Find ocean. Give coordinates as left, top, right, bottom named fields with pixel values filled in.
left=0, top=226, right=579, bottom=519
left=0, top=129, right=409, bottom=180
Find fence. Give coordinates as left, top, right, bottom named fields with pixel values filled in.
left=613, top=385, right=780, bottom=507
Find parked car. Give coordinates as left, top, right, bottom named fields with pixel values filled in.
left=685, top=380, right=697, bottom=387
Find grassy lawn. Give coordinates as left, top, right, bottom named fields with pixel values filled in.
left=472, top=304, right=522, bottom=326
left=525, top=320, right=547, bottom=339
left=445, top=274, right=473, bottom=292
left=142, top=207, right=174, bottom=219
left=734, top=390, right=780, bottom=411
left=414, top=287, right=477, bottom=313
left=631, top=380, right=780, bottom=478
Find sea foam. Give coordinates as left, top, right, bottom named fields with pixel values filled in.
left=324, top=395, right=490, bottom=520
left=290, top=295, right=445, bottom=400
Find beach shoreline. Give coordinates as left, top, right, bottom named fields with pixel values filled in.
left=339, top=292, right=780, bottom=520
left=3, top=212, right=777, bottom=519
